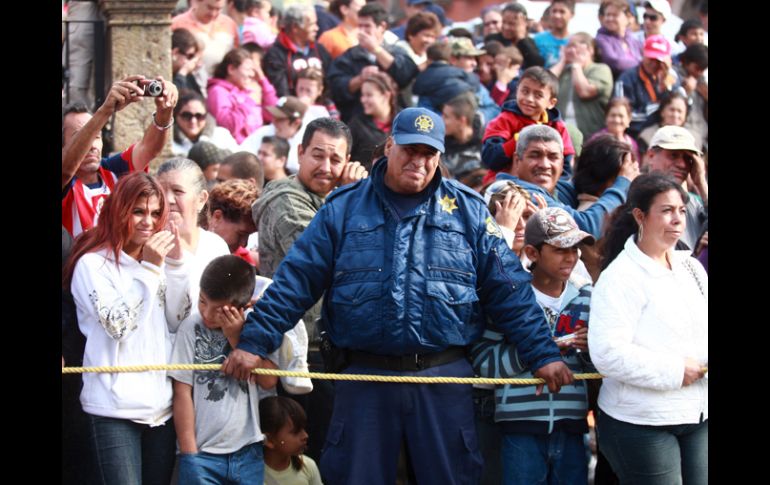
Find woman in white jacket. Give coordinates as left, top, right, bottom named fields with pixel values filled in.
left=63, top=172, right=190, bottom=485
left=589, top=173, right=707, bottom=485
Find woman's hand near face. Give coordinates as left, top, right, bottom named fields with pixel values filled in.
left=166, top=221, right=183, bottom=260
left=142, top=230, right=176, bottom=267
left=494, top=191, right=526, bottom=231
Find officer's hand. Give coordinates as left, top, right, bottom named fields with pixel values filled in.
left=222, top=348, right=263, bottom=382
left=533, top=361, right=573, bottom=396
left=338, top=161, right=368, bottom=187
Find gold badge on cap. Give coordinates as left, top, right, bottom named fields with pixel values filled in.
left=439, top=195, right=458, bottom=214
left=485, top=216, right=503, bottom=239
left=414, top=114, right=434, bottom=133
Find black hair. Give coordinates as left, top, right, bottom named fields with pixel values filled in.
left=62, top=101, right=92, bottom=147
left=240, top=42, right=265, bottom=56
left=675, top=18, right=704, bottom=43
left=221, top=151, right=265, bottom=190
left=600, top=173, right=689, bottom=270
left=259, top=396, right=308, bottom=471
left=200, top=255, right=256, bottom=307
left=330, top=0, right=354, bottom=19
left=261, top=136, right=291, bottom=160
left=519, top=66, right=559, bottom=99
left=358, top=2, right=389, bottom=26
left=447, top=27, right=474, bottom=40
left=573, top=134, right=631, bottom=196
left=301, top=117, right=352, bottom=156
left=551, top=0, right=575, bottom=14
left=679, top=43, right=708, bottom=70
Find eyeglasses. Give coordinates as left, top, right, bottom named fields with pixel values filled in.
left=643, top=13, right=661, bottom=21
left=179, top=112, right=206, bottom=121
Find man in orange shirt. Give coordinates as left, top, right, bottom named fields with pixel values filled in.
left=318, top=0, right=365, bottom=59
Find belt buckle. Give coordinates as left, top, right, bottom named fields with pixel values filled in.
left=414, top=353, right=424, bottom=370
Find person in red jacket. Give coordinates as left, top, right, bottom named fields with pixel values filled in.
left=481, top=66, right=575, bottom=187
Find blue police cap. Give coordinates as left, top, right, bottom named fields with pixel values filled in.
left=391, top=107, right=446, bottom=153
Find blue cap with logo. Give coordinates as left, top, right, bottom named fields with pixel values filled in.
left=391, top=107, right=446, bottom=153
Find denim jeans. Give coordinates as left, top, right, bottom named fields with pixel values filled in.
left=178, top=442, right=264, bottom=485
left=501, top=429, right=588, bottom=485
left=86, top=413, right=176, bottom=485
left=597, top=410, right=708, bottom=485
left=473, top=387, right=502, bottom=485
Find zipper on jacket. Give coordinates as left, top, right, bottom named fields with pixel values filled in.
left=334, top=267, right=382, bottom=278
left=491, top=247, right=518, bottom=290
left=427, top=265, right=473, bottom=277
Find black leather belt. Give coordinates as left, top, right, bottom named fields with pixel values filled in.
left=349, top=346, right=467, bottom=371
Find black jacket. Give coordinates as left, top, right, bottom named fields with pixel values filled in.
left=348, top=115, right=389, bottom=170
left=485, top=34, right=545, bottom=69
left=263, top=31, right=332, bottom=97
left=327, top=45, right=418, bottom=122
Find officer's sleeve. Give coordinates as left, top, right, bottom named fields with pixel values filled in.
left=237, top=203, right=338, bottom=357
left=473, top=206, right=562, bottom=373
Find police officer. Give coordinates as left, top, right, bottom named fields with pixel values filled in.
left=223, top=107, right=573, bottom=484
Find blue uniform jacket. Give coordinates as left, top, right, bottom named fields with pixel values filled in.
left=238, top=159, right=562, bottom=372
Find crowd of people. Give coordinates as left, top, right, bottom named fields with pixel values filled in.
left=62, top=1, right=708, bottom=484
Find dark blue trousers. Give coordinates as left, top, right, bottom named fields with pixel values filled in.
left=319, top=358, right=483, bottom=485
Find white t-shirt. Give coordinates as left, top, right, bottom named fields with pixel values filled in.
left=532, top=284, right=568, bottom=333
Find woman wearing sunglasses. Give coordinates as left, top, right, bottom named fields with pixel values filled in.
left=172, top=90, right=238, bottom=157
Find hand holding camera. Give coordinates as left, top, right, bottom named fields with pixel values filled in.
left=136, top=79, right=164, bottom=97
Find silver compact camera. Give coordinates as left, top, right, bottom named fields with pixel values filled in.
left=138, top=79, right=163, bottom=97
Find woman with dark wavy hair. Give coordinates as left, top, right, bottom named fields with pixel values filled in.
left=589, top=173, right=708, bottom=485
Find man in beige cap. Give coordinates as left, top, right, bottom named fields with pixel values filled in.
left=643, top=125, right=707, bottom=250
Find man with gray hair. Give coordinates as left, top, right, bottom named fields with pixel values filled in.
left=642, top=125, right=707, bottom=250
left=263, top=3, right=332, bottom=96
left=495, top=124, right=637, bottom=238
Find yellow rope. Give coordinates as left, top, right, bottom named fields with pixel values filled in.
left=62, top=364, right=608, bottom=385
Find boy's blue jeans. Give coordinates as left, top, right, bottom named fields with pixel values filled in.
left=597, top=410, right=707, bottom=485
left=501, top=429, right=588, bottom=485
left=178, top=442, right=264, bottom=485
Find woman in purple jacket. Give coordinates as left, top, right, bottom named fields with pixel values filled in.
left=595, top=0, right=643, bottom=79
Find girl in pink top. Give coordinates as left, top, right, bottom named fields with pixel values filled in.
left=207, top=48, right=278, bottom=144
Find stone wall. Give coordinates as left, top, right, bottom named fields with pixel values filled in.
left=102, top=0, right=178, bottom=169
